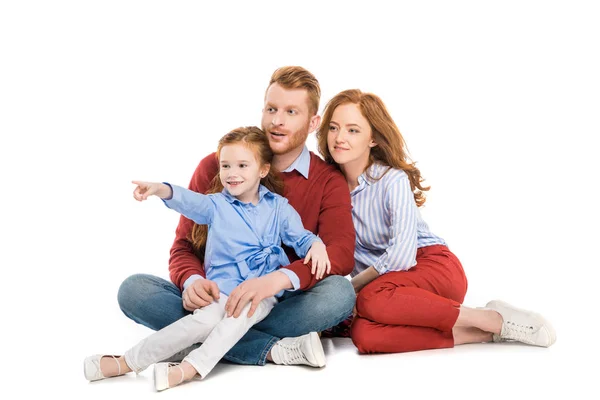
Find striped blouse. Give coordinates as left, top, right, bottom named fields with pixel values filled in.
left=350, top=163, right=446, bottom=277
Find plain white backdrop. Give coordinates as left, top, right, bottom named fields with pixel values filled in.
left=1, top=1, right=599, bottom=398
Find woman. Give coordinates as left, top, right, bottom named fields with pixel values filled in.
left=316, top=89, right=556, bottom=353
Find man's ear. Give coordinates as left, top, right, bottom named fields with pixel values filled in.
left=309, top=115, right=321, bottom=133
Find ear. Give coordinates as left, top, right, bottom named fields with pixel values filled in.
left=309, top=114, right=321, bottom=133
left=369, top=140, right=377, bottom=148
left=260, top=163, right=271, bottom=178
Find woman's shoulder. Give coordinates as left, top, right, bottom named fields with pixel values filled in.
left=370, top=164, right=409, bottom=185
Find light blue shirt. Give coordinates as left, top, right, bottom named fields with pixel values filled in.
left=182, top=146, right=312, bottom=292
left=351, top=163, right=446, bottom=276
left=165, top=184, right=319, bottom=296
left=281, top=145, right=310, bottom=178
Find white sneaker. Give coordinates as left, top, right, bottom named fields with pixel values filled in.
left=271, top=332, right=326, bottom=367
left=486, top=300, right=556, bottom=347
left=83, top=355, right=121, bottom=382
left=154, top=362, right=184, bottom=392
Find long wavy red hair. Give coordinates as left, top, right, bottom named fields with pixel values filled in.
left=316, top=89, right=430, bottom=207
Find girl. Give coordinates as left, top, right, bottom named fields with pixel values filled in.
left=316, top=90, right=556, bottom=353
left=84, top=126, right=329, bottom=391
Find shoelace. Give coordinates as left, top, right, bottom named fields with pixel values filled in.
left=279, top=341, right=307, bottom=365
left=503, top=320, right=537, bottom=343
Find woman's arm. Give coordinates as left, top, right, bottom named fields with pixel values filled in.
left=351, top=266, right=379, bottom=293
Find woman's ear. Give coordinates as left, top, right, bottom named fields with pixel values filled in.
left=369, top=140, right=377, bottom=148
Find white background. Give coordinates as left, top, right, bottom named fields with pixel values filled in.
left=1, top=1, right=598, bottom=398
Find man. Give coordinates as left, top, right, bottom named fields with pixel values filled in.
left=118, top=66, right=356, bottom=367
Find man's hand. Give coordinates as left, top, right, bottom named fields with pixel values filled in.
left=182, top=279, right=220, bottom=311
left=225, top=271, right=292, bottom=318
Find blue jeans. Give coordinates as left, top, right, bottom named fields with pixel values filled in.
left=117, top=274, right=355, bottom=365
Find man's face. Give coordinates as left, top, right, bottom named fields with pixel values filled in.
left=261, top=83, right=318, bottom=156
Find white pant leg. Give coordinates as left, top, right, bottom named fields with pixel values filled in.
left=183, top=296, right=277, bottom=378
left=124, top=296, right=227, bottom=373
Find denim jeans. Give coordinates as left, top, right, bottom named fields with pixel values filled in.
left=117, top=273, right=355, bottom=365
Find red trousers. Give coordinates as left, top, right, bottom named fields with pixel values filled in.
left=351, top=245, right=468, bottom=354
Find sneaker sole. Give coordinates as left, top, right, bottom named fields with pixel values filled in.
left=486, top=300, right=557, bottom=347
left=308, top=332, right=326, bottom=367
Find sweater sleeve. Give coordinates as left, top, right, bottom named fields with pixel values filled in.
left=282, top=170, right=355, bottom=290
left=168, top=153, right=219, bottom=290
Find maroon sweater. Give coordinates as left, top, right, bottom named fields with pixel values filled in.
left=168, top=151, right=356, bottom=291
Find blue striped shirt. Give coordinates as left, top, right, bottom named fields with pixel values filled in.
left=164, top=184, right=320, bottom=296
left=350, top=163, right=446, bottom=276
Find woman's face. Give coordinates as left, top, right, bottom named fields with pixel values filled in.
left=327, top=103, right=375, bottom=168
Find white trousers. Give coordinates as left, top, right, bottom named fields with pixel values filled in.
left=124, top=295, right=277, bottom=378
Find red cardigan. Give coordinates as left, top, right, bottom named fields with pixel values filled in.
left=168, top=151, right=356, bottom=291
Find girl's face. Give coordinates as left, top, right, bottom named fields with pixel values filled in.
left=219, top=144, right=270, bottom=204
left=327, top=103, right=376, bottom=169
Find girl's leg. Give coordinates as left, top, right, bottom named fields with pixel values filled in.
left=154, top=297, right=278, bottom=391
left=181, top=296, right=277, bottom=380
left=122, top=297, right=227, bottom=374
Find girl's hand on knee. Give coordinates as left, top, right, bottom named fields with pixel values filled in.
left=304, top=241, right=331, bottom=280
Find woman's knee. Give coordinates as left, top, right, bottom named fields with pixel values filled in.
left=350, top=317, right=377, bottom=354
left=355, top=281, right=395, bottom=320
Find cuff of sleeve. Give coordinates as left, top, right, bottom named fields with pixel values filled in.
left=162, top=182, right=180, bottom=207
left=299, top=236, right=322, bottom=258
left=182, top=274, right=204, bottom=291
left=278, top=269, right=300, bottom=291
left=373, top=258, right=388, bottom=275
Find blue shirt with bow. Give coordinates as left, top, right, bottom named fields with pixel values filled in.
left=163, top=184, right=320, bottom=296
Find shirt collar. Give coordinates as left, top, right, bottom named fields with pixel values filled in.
left=222, top=184, right=274, bottom=205
left=353, top=163, right=387, bottom=193
left=281, top=146, right=310, bottom=179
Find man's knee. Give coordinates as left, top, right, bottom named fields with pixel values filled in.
left=311, top=275, right=356, bottom=318
left=117, top=273, right=160, bottom=313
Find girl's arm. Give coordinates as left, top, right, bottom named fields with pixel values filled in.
left=278, top=200, right=320, bottom=258
left=132, top=180, right=216, bottom=225
left=132, top=181, right=173, bottom=200
left=161, top=183, right=216, bottom=225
